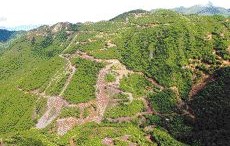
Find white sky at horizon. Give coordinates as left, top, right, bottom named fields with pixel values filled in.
left=0, top=0, right=230, bottom=28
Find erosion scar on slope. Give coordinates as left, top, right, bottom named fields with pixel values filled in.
left=59, top=54, right=76, bottom=96
left=96, top=62, right=114, bottom=120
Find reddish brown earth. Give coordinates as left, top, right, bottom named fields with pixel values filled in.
left=189, top=75, right=214, bottom=98
left=36, top=96, right=68, bottom=128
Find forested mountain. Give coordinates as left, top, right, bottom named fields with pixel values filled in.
left=0, top=10, right=229, bottom=146
left=0, top=29, right=16, bottom=42
left=0, top=29, right=23, bottom=54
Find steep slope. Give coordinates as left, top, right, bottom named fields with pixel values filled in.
left=0, top=10, right=229, bottom=146
left=188, top=67, right=230, bottom=145
left=0, top=22, right=77, bottom=134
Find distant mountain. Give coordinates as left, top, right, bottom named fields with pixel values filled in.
left=173, top=2, right=230, bottom=16
left=0, top=29, right=24, bottom=53
left=6, top=25, right=42, bottom=31
left=0, top=29, right=16, bottom=42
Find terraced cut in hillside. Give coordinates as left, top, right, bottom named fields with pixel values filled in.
left=1, top=9, right=230, bottom=146
left=17, top=34, right=160, bottom=135
left=66, top=55, right=156, bottom=134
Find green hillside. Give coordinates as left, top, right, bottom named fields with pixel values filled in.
left=0, top=10, right=229, bottom=146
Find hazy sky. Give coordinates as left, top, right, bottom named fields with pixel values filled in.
left=0, top=0, right=230, bottom=28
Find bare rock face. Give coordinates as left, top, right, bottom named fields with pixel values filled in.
left=26, top=22, right=72, bottom=39
left=56, top=117, right=79, bottom=135
left=26, top=25, right=50, bottom=38
left=36, top=96, right=68, bottom=129
left=51, top=22, right=71, bottom=33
